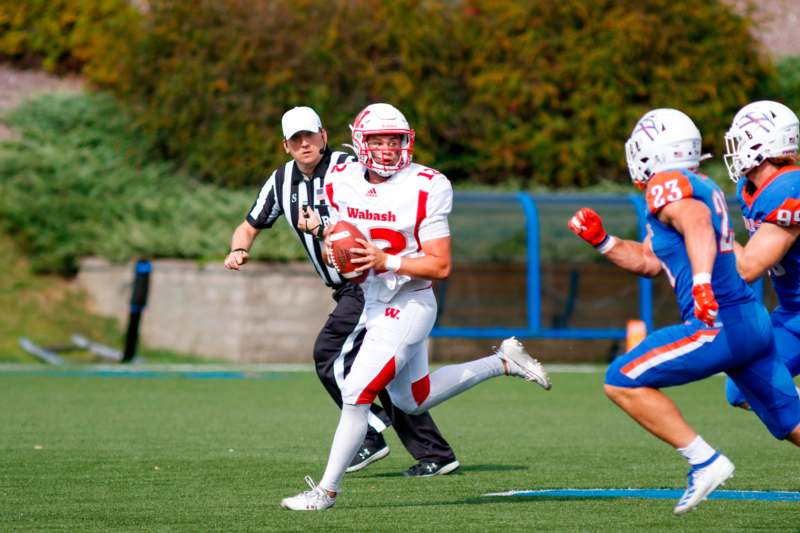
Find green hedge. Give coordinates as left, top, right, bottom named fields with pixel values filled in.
left=459, top=0, right=772, bottom=186
left=1, top=0, right=775, bottom=188
left=0, top=93, right=305, bottom=274
left=104, top=0, right=770, bottom=188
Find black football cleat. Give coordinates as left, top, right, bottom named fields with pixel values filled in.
left=402, top=459, right=460, bottom=478
left=346, top=436, right=390, bottom=473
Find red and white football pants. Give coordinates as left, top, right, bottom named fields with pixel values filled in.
left=341, top=287, right=436, bottom=411
left=341, top=287, right=505, bottom=414
left=322, top=287, right=505, bottom=491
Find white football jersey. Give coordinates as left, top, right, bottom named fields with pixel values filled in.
left=324, top=161, right=453, bottom=301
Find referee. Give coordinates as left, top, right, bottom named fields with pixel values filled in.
left=224, top=106, right=459, bottom=477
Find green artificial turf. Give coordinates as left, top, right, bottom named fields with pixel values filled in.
left=1, top=369, right=798, bottom=532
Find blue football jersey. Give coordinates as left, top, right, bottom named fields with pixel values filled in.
left=645, top=170, right=754, bottom=321
left=737, top=165, right=800, bottom=309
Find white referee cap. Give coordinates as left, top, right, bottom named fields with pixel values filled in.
left=282, top=106, right=323, bottom=140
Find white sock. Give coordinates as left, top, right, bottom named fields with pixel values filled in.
left=319, top=403, right=369, bottom=493
left=677, top=435, right=716, bottom=466
left=417, top=355, right=504, bottom=412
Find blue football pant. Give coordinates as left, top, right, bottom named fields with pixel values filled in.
left=606, top=302, right=800, bottom=439
left=726, top=306, right=800, bottom=408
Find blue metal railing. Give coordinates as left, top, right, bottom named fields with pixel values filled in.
left=516, top=192, right=541, bottom=332
left=431, top=192, right=759, bottom=340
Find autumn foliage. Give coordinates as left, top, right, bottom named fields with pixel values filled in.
left=2, top=0, right=773, bottom=188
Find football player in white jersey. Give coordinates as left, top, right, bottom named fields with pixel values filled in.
left=280, top=103, right=552, bottom=511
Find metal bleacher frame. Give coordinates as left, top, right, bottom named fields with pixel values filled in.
left=430, top=192, right=763, bottom=341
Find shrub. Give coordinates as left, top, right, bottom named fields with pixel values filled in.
left=459, top=0, right=772, bottom=186
left=108, top=0, right=468, bottom=187
left=0, top=0, right=140, bottom=81
left=2, top=0, right=772, bottom=188
left=106, top=0, right=770, bottom=188
left=0, top=92, right=305, bottom=274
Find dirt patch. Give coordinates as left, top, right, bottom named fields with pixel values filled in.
left=0, top=64, right=83, bottom=140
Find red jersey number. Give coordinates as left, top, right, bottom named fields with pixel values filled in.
left=368, top=228, right=407, bottom=274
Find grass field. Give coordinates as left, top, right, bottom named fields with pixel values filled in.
left=0, top=234, right=122, bottom=362
left=1, top=367, right=798, bottom=532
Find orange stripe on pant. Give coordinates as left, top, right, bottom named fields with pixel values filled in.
left=621, top=329, right=719, bottom=379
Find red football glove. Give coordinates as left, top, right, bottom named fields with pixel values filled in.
left=568, top=208, right=610, bottom=248
left=691, top=283, right=719, bottom=327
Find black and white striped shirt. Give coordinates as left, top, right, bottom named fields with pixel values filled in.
left=246, top=148, right=354, bottom=288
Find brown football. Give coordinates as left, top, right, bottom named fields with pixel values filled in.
left=329, top=220, right=369, bottom=284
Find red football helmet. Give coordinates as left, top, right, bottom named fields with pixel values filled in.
left=351, top=103, right=415, bottom=177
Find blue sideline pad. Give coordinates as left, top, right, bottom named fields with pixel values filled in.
left=483, top=488, right=800, bottom=502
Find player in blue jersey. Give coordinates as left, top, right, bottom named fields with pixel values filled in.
left=722, top=100, right=800, bottom=409
left=568, top=108, right=800, bottom=515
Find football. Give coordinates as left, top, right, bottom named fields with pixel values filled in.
left=328, top=220, right=369, bottom=284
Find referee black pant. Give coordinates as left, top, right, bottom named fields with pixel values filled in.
left=313, top=283, right=456, bottom=464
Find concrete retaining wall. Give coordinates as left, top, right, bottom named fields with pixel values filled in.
left=77, top=258, right=665, bottom=364
left=77, top=258, right=334, bottom=362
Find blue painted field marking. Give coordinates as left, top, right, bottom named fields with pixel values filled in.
left=483, top=488, right=800, bottom=502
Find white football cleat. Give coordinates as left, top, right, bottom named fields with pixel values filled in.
left=497, top=337, right=551, bottom=390
left=280, top=476, right=336, bottom=511
left=674, top=452, right=735, bottom=515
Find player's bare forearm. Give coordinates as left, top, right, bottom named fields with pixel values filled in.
left=399, top=237, right=451, bottom=280
left=735, top=239, right=763, bottom=282
left=682, top=223, right=716, bottom=278
left=392, top=254, right=451, bottom=280
left=604, top=238, right=662, bottom=277
left=567, top=206, right=658, bottom=275
left=661, top=199, right=715, bottom=277
left=736, top=223, right=800, bottom=282
left=352, top=236, right=451, bottom=280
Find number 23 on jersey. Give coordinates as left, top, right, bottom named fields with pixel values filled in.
left=647, top=173, right=734, bottom=253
